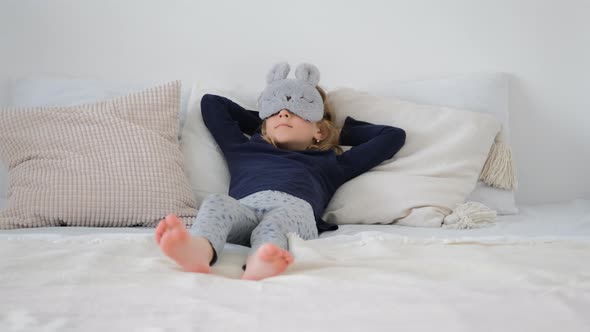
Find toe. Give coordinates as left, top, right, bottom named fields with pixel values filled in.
left=165, top=214, right=181, bottom=227
left=285, top=253, right=294, bottom=264
left=170, top=226, right=188, bottom=241
left=155, top=220, right=167, bottom=243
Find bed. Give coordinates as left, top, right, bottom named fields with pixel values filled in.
left=1, top=74, right=588, bottom=331
left=1, top=199, right=589, bottom=331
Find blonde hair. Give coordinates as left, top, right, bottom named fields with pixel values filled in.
left=260, top=86, right=343, bottom=154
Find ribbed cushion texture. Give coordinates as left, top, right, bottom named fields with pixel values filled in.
left=0, top=81, right=197, bottom=229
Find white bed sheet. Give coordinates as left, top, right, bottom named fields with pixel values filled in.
left=1, top=200, right=589, bottom=332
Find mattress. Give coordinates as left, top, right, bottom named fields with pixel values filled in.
left=1, top=199, right=589, bottom=332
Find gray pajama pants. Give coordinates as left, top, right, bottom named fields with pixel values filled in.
left=189, top=190, right=319, bottom=265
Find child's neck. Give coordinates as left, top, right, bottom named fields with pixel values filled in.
left=276, top=141, right=310, bottom=151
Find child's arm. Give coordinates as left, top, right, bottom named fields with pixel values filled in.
left=337, top=116, right=406, bottom=180
left=201, top=94, right=262, bottom=149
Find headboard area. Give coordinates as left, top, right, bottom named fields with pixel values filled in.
left=1, top=0, right=588, bottom=204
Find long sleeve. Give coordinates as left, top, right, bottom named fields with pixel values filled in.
left=336, top=116, right=406, bottom=180
left=200, top=94, right=262, bottom=150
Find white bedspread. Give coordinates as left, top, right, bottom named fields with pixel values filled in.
left=1, top=200, right=589, bottom=332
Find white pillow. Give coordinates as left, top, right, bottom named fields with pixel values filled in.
left=182, top=85, right=502, bottom=227
left=323, top=88, right=501, bottom=227
left=181, top=84, right=257, bottom=204
left=0, top=76, right=192, bottom=209
left=369, top=73, right=518, bottom=214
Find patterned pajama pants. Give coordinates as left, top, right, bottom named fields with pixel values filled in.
left=190, top=190, right=318, bottom=264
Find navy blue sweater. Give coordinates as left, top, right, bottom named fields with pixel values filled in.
left=201, top=94, right=406, bottom=232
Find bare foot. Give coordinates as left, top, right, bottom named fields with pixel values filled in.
left=241, top=243, right=294, bottom=281
left=155, top=214, right=214, bottom=273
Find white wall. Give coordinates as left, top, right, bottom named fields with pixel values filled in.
left=1, top=0, right=589, bottom=204
left=0, top=2, right=10, bottom=107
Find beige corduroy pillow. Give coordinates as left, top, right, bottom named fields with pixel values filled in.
left=0, top=81, right=197, bottom=229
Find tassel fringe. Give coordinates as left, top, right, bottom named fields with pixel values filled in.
left=480, top=130, right=518, bottom=191
left=443, top=202, right=497, bottom=229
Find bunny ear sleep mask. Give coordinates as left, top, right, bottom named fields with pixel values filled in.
left=258, top=62, right=324, bottom=122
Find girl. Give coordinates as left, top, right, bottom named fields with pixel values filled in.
left=155, top=63, right=406, bottom=280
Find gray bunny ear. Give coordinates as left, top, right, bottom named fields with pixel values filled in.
left=295, top=63, right=320, bottom=86
left=266, top=62, right=290, bottom=83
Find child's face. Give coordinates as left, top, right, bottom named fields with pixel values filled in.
left=265, top=109, right=323, bottom=151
